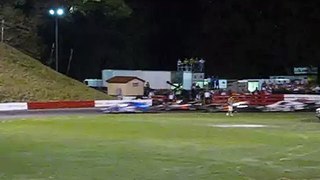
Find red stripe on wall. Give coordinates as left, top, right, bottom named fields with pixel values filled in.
left=211, top=94, right=284, bottom=106
left=27, top=101, right=95, bottom=110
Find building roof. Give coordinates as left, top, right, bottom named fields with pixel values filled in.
left=106, top=76, right=145, bottom=83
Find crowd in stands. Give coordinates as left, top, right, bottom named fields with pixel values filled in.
left=260, top=81, right=320, bottom=94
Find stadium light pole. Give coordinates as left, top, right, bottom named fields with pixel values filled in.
left=1, top=19, right=4, bottom=43
left=49, top=8, right=64, bottom=72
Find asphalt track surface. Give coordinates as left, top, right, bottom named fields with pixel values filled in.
left=0, top=108, right=102, bottom=120
left=0, top=108, right=202, bottom=120
left=0, top=108, right=313, bottom=120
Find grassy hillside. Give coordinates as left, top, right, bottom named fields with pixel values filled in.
left=0, top=43, right=111, bottom=102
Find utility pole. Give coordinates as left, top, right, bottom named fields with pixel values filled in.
left=49, top=8, right=64, bottom=72
left=1, top=19, right=4, bottom=43
left=55, top=17, right=59, bottom=72
left=66, top=49, right=74, bottom=75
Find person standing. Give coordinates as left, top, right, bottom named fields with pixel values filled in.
left=226, top=96, right=235, bottom=116
left=199, top=58, right=205, bottom=72
left=204, top=91, right=211, bottom=104
left=177, top=59, right=182, bottom=71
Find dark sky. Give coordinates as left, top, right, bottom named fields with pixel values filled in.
left=41, top=0, right=320, bottom=80
left=125, top=0, right=320, bottom=78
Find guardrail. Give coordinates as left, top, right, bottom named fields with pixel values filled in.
left=0, top=94, right=319, bottom=112
left=0, top=99, right=153, bottom=111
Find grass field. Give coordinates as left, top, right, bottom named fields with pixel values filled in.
left=0, top=113, right=320, bottom=179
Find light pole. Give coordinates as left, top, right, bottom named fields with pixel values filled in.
left=49, top=8, right=64, bottom=72
left=1, top=19, right=4, bottom=43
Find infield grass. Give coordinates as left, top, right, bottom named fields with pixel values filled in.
left=0, top=113, right=319, bottom=179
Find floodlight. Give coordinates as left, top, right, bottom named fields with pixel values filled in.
left=57, top=8, right=64, bottom=16
left=49, top=9, right=55, bottom=15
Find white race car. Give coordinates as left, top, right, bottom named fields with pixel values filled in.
left=316, top=108, right=320, bottom=119
left=264, top=100, right=306, bottom=112
left=101, top=102, right=150, bottom=113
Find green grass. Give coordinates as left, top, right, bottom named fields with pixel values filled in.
left=0, top=43, right=111, bottom=102
left=0, top=113, right=320, bottom=179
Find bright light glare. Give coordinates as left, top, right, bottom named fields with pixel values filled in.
left=57, top=9, right=64, bottom=16
left=49, top=9, right=55, bottom=15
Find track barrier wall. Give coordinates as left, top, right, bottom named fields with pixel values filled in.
left=284, top=94, right=320, bottom=101
left=0, top=102, right=28, bottom=111
left=212, top=94, right=285, bottom=106
left=1, top=95, right=320, bottom=112
left=27, top=101, right=95, bottom=110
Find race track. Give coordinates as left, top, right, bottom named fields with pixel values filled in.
left=0, top=108, right=101, bottom=120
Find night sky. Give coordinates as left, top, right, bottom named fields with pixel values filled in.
left=134, top=0, right=320, bottom=79
left=5, top=0, right=320, bottom=80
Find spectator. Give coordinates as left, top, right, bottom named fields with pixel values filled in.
left=226, top=96, right=235, bottom=116
left=168, top=93, right=175, bottom=102
left=148, top=91, right=155, bottom=98
left=215, top=79, right=219, bottom=89
left=204, top=91, right=212, bottom=104
left=199, top=58, right=205, bottom=72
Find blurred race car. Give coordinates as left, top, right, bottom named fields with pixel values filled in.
left=316, top=108, right=320, bottom=119
left=199, top=101, right=251, bottom=112
left=164, top=103, right=196, bottom=111
left=233, top=101, right=249, bottom=109
left=150, top=100, right=199, bottom=111
left=263, top=100, right=306, bottom=112
left=101, top=102, right=150, bottom=113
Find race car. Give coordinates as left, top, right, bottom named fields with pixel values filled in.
left=233, top=101, right=249, bottom=109
left=198, top=101, right=250, bottom=112
left=316, top=108, right=320, bottom=119
left=162, top=100, right=198, bottom=111
left=263, top=100, right=306, bottom=112
left=101, top=102, right=150, bottom=113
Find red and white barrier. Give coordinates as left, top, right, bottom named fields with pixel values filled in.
left=2, top=94, right=320, bottom=112
left=0, top=102, right=28, bottom=111
left=0, top=99, right=153, bottom=111
left=212, top=94, right=284, bottom=106
left=284, top=94, right=320, bottom=101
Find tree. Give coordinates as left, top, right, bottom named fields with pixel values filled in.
left=1, top=0, right=133, bottom=80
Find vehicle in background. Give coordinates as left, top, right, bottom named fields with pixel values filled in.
left=316, top=108, right=320, bottom=119
left=199, top=101, right=251, bottom=112
left=233, top=101, right=249, bottom=109
left=199, top=103, right=225, bottom=112
left=263, top=100, right=306, bottom=112
left=232, top=101, right=261, bottom=112
left=101, top=102, right=150, bottom=113
left=162, top=100, right=198, bottom=111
